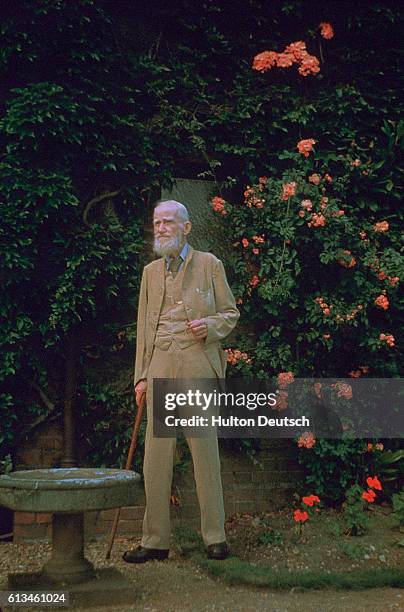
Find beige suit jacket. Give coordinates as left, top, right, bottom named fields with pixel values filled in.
left=134, top=246, right=240, bottom=387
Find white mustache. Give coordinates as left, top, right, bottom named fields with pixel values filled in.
left=153, top=231, right=184, bottom=256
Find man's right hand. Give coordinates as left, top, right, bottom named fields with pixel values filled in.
left=134, top=379, right=147, bottom=407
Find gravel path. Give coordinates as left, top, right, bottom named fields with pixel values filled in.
left=1, top=538, right=402, bottom=611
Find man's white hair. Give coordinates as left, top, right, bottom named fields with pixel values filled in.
left=154, top=199, right=190, bottom=223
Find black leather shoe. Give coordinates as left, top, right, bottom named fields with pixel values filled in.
left=206, top=542, right=229, bottom=560
left=122, top=546, right=169, bottom=563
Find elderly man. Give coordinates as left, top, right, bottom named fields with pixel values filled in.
left=123, top=199, right=239, bottom=563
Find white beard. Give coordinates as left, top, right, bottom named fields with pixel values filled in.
left=153, top=231, right=185, bottom=257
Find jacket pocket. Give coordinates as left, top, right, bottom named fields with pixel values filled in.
left=194, top=288, right=214, bottom=312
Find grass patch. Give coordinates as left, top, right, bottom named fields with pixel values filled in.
left=196, top=556, right=404, bottom=591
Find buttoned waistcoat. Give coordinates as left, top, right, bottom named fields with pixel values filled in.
left=134, top=246, right=240, bottom=388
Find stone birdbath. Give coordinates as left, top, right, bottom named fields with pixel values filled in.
left=0, top=468, right=141, bottom=607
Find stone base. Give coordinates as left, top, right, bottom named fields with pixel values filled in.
left=8, top=568, right=137, bottom=608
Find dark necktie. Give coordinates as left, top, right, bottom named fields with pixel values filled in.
left=169, top=256, right=181, bottom=278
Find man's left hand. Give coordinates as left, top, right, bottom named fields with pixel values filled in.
left=187, top=319, right=208, bottom=340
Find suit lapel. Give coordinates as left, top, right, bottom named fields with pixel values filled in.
left=182, top=245, right=194, bottom=280
left=152, top=257, right=166, bottom=315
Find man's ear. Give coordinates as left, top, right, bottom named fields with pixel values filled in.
left=183, top=221, right=192, bottom=236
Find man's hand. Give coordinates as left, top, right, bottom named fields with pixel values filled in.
left=187, top=319, right=208, bottom=340
left=134, top=379, right=147, bottom=407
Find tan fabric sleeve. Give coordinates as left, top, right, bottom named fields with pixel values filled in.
left=204, top=259, right=240, bottom=345
left=134, top=267, right=149, bottom=388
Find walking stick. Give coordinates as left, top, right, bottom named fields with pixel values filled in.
left=105, top=392, right=145, bottom=559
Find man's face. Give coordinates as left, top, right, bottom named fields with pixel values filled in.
left=153, top=203, right=191, bottom=257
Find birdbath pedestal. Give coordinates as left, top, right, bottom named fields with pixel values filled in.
left=0, top=468, right=141, bottom=607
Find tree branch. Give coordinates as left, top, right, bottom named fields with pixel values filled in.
left=82, top=190, right=121, bottom=225
left=30, top=381, right=55, bottom=411
left=20, top=382, right=58, bottom=437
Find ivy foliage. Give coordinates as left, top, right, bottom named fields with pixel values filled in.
left=0, top=0, right=149, bottom=461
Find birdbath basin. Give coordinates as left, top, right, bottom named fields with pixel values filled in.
left=0, top=468, right=140, bottom=591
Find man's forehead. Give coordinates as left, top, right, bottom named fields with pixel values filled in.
left=154, top=204, right=179, bottom=220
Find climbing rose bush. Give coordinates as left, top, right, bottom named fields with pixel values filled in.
left=212, top=131, right=401, bottom=502
left=208, top=10, right=401, bottom=507
left=211, top=139, right=401, bottom=379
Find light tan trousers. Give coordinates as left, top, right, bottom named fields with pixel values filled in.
left=141, top=343, right=226, bottom=549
